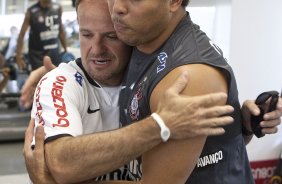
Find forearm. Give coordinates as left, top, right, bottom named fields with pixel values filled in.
left=16, top=36, right=24, bottom=58
left=45, top=116, right=161, bottom=184
left=16, top=12, right=29, bottom=59
left=59, top=27, right=67, bottom=52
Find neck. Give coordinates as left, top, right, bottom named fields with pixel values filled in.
left=137, top=8, right=186, bottom=54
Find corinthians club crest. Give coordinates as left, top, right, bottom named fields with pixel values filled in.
left=129, top=87, right=142, bottom=121
left=128, top=77, right=148, bottom=121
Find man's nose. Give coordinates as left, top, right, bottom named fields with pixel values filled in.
left=110, top=0, right=128, bottom=16
left=91, top=37, right=106, bottom=54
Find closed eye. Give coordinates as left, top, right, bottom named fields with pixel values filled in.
left=107, top=33, right=118, bottom=40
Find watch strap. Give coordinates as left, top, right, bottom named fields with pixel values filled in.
left=151, top=113, right=171, bottom=142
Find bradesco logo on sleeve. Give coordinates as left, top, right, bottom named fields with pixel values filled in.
left=51, top=76, right=69, bottom=128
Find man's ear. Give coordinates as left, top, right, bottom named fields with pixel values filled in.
left=169, top=0, right=183, bottom=12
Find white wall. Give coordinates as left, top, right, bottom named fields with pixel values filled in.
left=189, top=0, right=231, bottom=59
left=230, top=0, right=282, bottom=161
left=230, top=0, right=282, bottom=98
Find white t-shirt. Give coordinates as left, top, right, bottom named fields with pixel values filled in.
left=31, top=59, right=121, bottom=143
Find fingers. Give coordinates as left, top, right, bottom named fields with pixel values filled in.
left=242, top=100, right=260, bottom=116
left=264, top=98, right=282, bottom=120
left=194, top=116, right=234, bottom=136
left=198, top=105, right=234, bottom=118
left=261, top=113, right=280, bottom=135
left=260, top=97, right=282, bottom=135
left=43, top=56, right=56, bottom=71
left=34, top=124, right=45, bottom=153
left=23, top=119, right=35, bottom=155
left=201, top=116, right=234, bottom=128
left=194, top=127, right=226, bottom=136
left=193, top=92, right=228, bottom=108
left=20, top=85, right=34, bottom=109
left=261, top=118, right=281, bottom=128
left=166, top=71, right=189, bottom=95
left=254, top=99, right=281, bottom=136
left=261, top=127, right=279, bottom=135
left=278, top=97, right=282, bottom=108
left=26, top=119, right=35, bottom=139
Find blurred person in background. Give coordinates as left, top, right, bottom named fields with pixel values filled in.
left=0, top=68, right=10, bottom=93
left=0, top=26, right=19, bottom=63
left=0, top=47, right=19, bottom=93
left=0, top=55, right=9, bottom=93
left=16, top=0, right=67, bottom=71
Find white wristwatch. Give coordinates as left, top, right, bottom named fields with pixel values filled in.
left=151, top=113, right=171, bottom=142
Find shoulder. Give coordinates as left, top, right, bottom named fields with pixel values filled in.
left=167, top=64, right=228, bottom=94
left=28, top=3, right=40, bottom=13
left=150, top=64, right=228, bottom=110
left=42, top=62, right=81, bottom=84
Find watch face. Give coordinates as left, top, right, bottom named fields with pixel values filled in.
left=161, top=128, right=171, bottom=142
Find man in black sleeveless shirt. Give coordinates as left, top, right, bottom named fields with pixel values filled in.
left=108, top=0, right=282, bottom=183
left=16, top=0, right=67, bottom=71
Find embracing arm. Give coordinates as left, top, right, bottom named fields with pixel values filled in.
left=45, top=117, right=161, bottom=184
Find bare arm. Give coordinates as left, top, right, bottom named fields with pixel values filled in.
left=45, top=117, right=161, bottom=184
left=58, top=6, right=67, bottom=53
left=140, top=64, right=229, bottom=184
left=16, top=11, right=30, bottom=70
